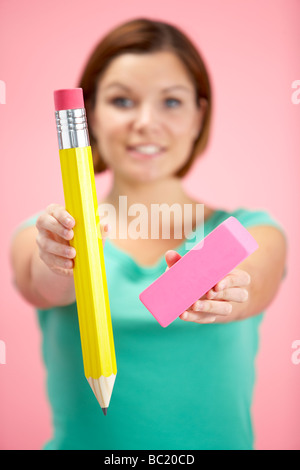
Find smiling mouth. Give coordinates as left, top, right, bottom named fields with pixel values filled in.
left=127, top=145, right=166, bottom=159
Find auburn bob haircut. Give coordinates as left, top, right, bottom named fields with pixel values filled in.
left=78, top=17, right=212, bottom=177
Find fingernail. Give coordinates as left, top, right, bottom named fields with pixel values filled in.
left=194, top=300, right=205, bottom=311
left=65, top=217, right=74, bottom=227
left=208, top=290, right=217, bottom=299
left=226, top=304, right=233, bottom=314
left=242, top=290, right=249, bottom=301
left=64, top=229, right=74, bottom=239
left=69, top=247, right=76, bottom=258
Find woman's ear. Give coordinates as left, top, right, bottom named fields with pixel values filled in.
left=198, top=98, right=208, bottom=125
left=193, top=98, right=208, bottom=140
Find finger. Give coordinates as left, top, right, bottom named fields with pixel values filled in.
left=36, top=213, right=74, bottom=241
left=102, top=223, right=111, bottom=235
left=214, top=269, right=251, bottom=292
left=191, top=299, right=233, bottom=316
left=165, top=250, right=181, bottom=271
left=46, top=204, right=75, bottom=230
left=190, top=294, right=207, bottom=309
left=181, top=294, right=235, bottom=323
left=100, top=223, right=111, bottom=238
left=99, top=223, right=111, bottom=249
left=37, top=234, right=76, bottom=260
left=180, top=310, right=217, bottom=324
left=52, top=267, right=74, bottom=277
left=40, top=250, right=74, bottom=271
left=206, top=287, right=249, bottom=303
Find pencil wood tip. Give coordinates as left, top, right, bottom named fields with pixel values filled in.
left=87, top=375, right=116, bottom=414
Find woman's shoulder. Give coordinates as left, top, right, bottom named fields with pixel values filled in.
left=189, top=201, right=285, bottom=235
left=220, top=206, right=283, bottom=231
left=12, top=211, right=42, bottom=240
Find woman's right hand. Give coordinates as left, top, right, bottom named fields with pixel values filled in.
left=35, top=204, right=77, bottom=277
left=36, top=203, right=111, bottom=278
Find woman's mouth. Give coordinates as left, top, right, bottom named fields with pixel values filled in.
left=127, top=145, right=166, bottom=160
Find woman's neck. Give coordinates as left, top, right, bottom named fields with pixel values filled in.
left=100, top=173, right=213, bottom=240
left=102, top=176, right=192, bottom=214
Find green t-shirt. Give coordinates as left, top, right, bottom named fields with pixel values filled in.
left=17, top=207, right=284, bottom=450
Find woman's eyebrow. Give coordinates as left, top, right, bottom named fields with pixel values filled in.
left=163, top=85, right=192, bottom=93
left=103, top=82, right=130, bottom=91
left=102, top=82, right=192, bottom=93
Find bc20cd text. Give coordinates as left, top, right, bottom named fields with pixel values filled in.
left=149, top=455, right=195, bottom=465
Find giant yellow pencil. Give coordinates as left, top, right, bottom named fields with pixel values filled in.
left=54, top=88, right=117, bottom=415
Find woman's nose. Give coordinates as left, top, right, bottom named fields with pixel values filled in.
left=131, top=104, right=160, bottom=132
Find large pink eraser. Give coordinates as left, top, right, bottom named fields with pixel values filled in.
left=139, top=216, right=258, bottom=327
left=54, top=88, right=84, bottom=111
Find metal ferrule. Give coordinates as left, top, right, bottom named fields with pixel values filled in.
left=55, top=108, right=90, bottom=150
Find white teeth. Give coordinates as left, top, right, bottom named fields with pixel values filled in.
left=133, top=145, right=162, bottom=155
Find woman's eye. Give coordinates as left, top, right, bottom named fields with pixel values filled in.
left=165, top=98, right=181, bottom=108
left=111, top=97, right=133, bottom=108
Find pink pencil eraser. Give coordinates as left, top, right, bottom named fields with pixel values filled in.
left=139, top=216, right=258, bottom=327
left=54, top=88, right=84, bottom=111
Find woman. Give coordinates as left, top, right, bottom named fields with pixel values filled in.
left=10, top=18, right=286, bottom=450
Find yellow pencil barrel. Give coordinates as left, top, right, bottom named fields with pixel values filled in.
left=54, top=89, right=116, bottom=411
left=59, top=146, right=117, bottom=379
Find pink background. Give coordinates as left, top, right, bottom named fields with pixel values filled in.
left=1, top=0, right=299, bottom=450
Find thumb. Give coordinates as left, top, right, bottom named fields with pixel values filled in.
left=100, top=223, right=111, bottom=247
left=165, top=250, right=182, bottom=271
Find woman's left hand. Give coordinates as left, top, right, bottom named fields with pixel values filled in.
left=165, top=250, right=251, bottom=324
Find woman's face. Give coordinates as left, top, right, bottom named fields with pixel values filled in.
left=90, top=51, right=205, bottom=183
